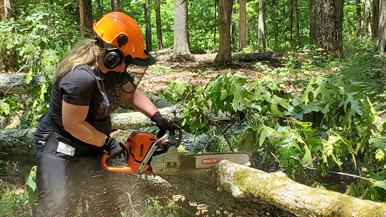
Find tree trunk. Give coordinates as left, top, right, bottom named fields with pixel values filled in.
left=273, top=0, right=279, bottom=49
left=214, top=0, right=233, bottom=64
left=356, top=0, right=362, bottom=37
left=379, top=0, right=386, bottom=55
left=144, top=0, right=152, bottom=51
left=231, top=15, right=237, bottom=51
left=78, top=0, right=93, bottom=37
left=292, top=0, right=299, bottom=47
left=217, top=160, right=386, bottom=217
left=365, top=0, right=373, bottom=36
left=258, top=0, right=266, bottom=51
left=2, top=0, right=12, bottom=20
left=111, top=0, right=120, bottom=11
left=372, top=0, right=380, bottom=37
left=214, top=0, right=218, bottom=49
left=239, top=0, right=247, bottom=51
left=155, top=0, right=163, bottom=50
left=309, top=0, right=344, bottom=57
left=309, top=0, right=317, bottom=43
left=173, top=0, right=191, bottom=59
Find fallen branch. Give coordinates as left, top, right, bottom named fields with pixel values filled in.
left=216, top=160, right=386, bottom=217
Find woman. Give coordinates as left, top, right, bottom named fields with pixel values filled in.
left=34, top=11, right=174, bottom=216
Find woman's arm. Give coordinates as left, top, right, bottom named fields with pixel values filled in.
left=62, top=100, right=105, bottom=147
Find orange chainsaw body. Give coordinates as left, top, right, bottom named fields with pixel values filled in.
left=101, top=132, right=158, bottom=174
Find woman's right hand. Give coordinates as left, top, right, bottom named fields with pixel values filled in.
left=103, top=136, right=127, bottom=158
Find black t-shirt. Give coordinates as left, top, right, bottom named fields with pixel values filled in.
left=40, top=64, right=133, bottom=150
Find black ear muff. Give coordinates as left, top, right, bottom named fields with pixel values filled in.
left=103, top=48, right=124, bottom=69
left=117, top=34, right=128, bottom=47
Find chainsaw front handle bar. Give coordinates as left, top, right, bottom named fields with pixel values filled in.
left=101, top=131, right=171, bottom=174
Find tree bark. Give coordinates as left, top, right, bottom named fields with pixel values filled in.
left=258, top=0, right=266, bottom=51
left=309, top=0, right=344, bottom=57
left=379, top=0, right=386, bottom=55
left=214, top=0, right=233, bottom=64
left=173, top=0, right=191, bottom=59
left=144, top=0, right=152, bottom=51
left=111, top=0, right=120, bottom=11
left=155, top=0, right=163, bottom=50
left=309, top=0, right=317, bottom=43
left=239, top=0, right=247, bottom=51
left=217, top=160, right=386, bottom=217
left=78, top=0, right=93, bottom=37
left=273, top=0, right=279, bottom=49
left=356, top=0, right=362, bottom=37
left=365, top=0, right=372, bottom=36
left=2, top=0, right=12, bottom=20
left=292, top=0, right=299, bottom=48
left=0, top=74, right=46, bottom=95
left=372, top=0, right=380, bottom=37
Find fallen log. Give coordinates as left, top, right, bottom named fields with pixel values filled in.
left=216, top=160, right=386, bottom=217
left=0, top=105, right=181, bottom=158
left=0, top=73, right=46, bottom=95
left=232, top=52, right=282, bottom=62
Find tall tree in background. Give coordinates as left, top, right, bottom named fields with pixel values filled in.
left=379, top=0, right=386, bottom=55
left=258, top=0, right=266, bottom=51
left=310, top=0, right=344, bottom=57
left=273, top=0, right=279, bottom=49
left=372, top=0, right=380, bottom=37
left=2, top=0, right=12, bottom=20
left=144, top=0, right=152, bottom=51
left=111, top=0, right=120, bottom=11
left=215, top=0, right=233, bottom=64
left=291, top=0, right=300, bottom=47
left=173, top=0, right=191, bottom=58
left=239, top=0, right=247, bottom=50
left=365, top=0, right=372, bottom=36
left=356, top=0, right=362, bottom=37
left=155, top=0, right=163, bottom=50
left=79, top=0, right=93, bottom=37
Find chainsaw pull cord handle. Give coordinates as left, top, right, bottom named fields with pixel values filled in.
left=101, top=132, right=170, bottom=174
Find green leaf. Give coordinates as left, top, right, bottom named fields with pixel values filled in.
left=25, top=166, right=37, bottom=192
left=375, top=149, right=385, bottom=161
left=24, top=70, right=33, bottom=84
left=302, top=144, right=313, bottom=166
left=0, top=100, right=10, bottom=115
left=372, top=180, right=386, bottom=191
left=259, top=126, right=275, bottom=146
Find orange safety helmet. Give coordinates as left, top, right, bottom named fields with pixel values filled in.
left=93, top=11, right=155, bottom=67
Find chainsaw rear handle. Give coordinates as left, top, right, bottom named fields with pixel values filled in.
left=101, top=132, right=171, bottom=174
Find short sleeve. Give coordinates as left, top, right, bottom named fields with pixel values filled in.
left=60, top=66, right=96, bottom=105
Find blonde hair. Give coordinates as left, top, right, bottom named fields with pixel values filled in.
left=54, top=38, right=103, bottom=82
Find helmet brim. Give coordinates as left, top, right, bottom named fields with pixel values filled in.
left=131, top=50, right=156, bottom=66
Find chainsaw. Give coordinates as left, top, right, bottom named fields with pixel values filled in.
left=101, top=129, right=250, bottom=175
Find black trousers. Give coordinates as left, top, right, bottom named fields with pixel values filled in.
left=34, top=132, right=121, bottom=217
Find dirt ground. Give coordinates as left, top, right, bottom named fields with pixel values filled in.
left=137, top=60, right=261, bottom=94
